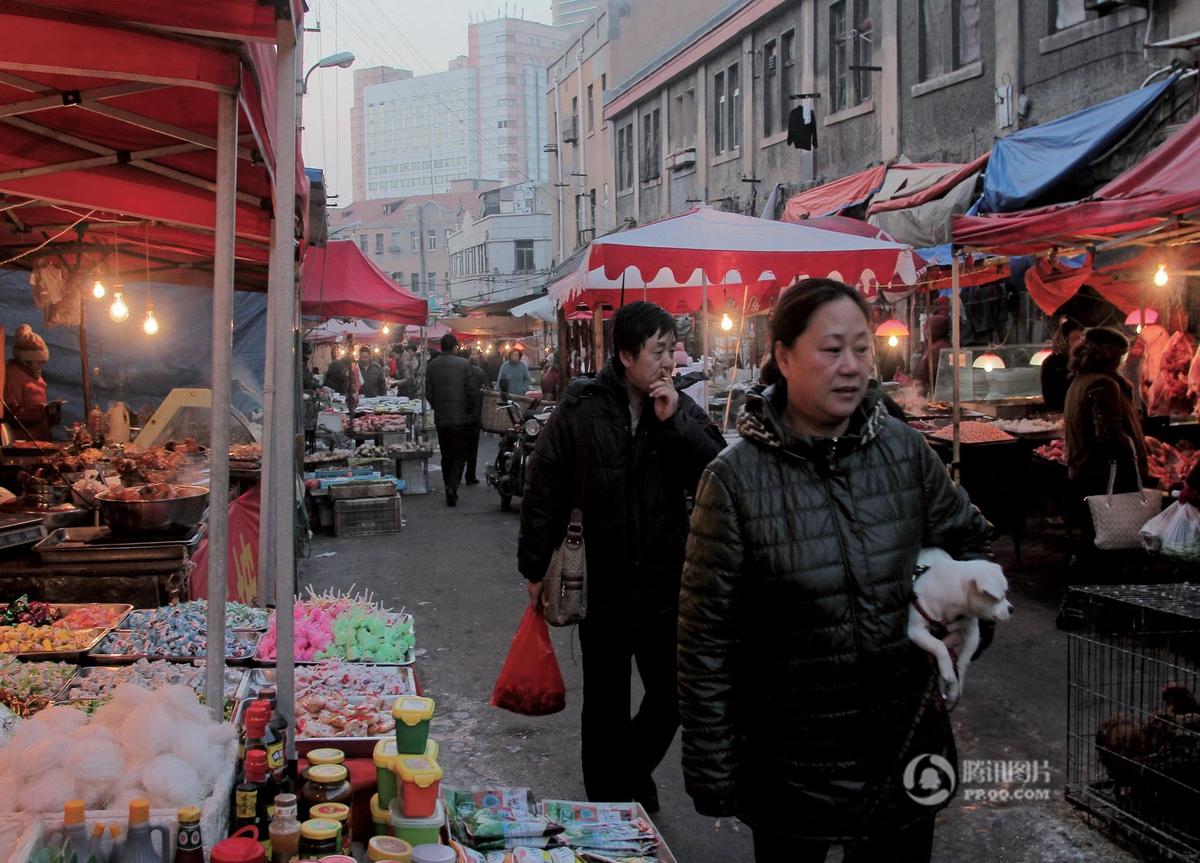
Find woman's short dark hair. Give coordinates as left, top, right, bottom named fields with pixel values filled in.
left=440, top=333, right=458, bottom=353
left=1069, top=327, right=1127, bottom=376
left=612, top=301, right=676, bottom=360
left=760, top=279, right=871, bottom=386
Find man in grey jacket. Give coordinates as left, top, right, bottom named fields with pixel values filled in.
left=425, top=333, right=474, bottom=506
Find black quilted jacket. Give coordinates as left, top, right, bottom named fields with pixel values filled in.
left=678, top=383, right=992, bottom=839
left=518, top=359, right=725, bottom=622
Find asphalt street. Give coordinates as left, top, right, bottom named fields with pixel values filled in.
left=298, top=436, right=1140, bottom=862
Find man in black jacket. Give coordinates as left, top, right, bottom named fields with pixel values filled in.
left=357, top=347, right=388, bottom=398
left=425, top=333, right=474, bottom=506
left=519, top=301, right=725, bottom=811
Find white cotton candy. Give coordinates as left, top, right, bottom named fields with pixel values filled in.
left=141, top=754, right=201, bottom=810
left=108, top=785, right=150, bottom=814
left=119, top=704, right=178, bottom=763
left=73, top=740, right=126, bottom=809
left=174, top=732, right=221, bottom=792
left=9, top=736, right=67, bottom=778
left=156, top=684, right=207, bottom=726
left=24, top=769, right=77, bottom=813
left=93, top=684, right=153, bottom=730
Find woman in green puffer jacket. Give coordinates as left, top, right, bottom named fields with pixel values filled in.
left=678, top=279, right=993, bottom=863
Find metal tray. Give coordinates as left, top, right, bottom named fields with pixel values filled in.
left=7, top=626, right=109, bottom=661
left=253, top=612, right=415, bottom=666
left=88, top=629, right=261, bottom=665
left=231, top=693, right=398, bottom=757
left=0, top=662, right=80, bottom=706
left=32, top=524, right=205, bottom=563
left=237, top=664, right=416, bottom=703
left=56, top=663, right=245, bottom=702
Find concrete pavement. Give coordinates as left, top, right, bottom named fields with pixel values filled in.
left=298, top=438, right=1140, bottom=862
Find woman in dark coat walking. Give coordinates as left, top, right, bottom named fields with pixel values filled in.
left=678, top=280, right=993, bottom=862
left=1061, top=326, right=1152, bottom=585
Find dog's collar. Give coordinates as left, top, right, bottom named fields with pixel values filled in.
left=912, top=595, right=943, bottom=627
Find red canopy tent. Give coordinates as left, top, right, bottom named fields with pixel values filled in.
left=951, top=112, right=1200, bottom=256
left=301, top=240, right=428, bottom=325
left=0, top=5, right=307, bottom=290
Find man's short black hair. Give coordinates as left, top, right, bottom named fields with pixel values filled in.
left=440, top=333, right=458, bottom=353
left=358, top=346, right=370, bottom=355
left=612, top=301, right=675, bottom=361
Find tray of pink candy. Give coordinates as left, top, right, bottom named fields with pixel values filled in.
left=254, top=590, right=415, bottom=666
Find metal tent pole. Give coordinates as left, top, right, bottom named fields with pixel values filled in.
left=702, top=273, right=710, bottom=409
left=267, top=16, right=300, bottom=754
left=951, top=251, right=962, bottom=483
left=205, top=89, right=237, bottom=720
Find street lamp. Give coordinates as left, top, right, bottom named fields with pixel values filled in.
left=303, top=51, right=356, bottom=94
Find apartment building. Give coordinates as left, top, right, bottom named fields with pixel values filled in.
left=600, top=0, right=1200, bottom=228
left=328, top=180, right=500, bottom=312
left=448, top=183, right=554, bottom=306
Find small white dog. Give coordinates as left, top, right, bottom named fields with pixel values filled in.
left=908, top=547, right=1013, bottom=708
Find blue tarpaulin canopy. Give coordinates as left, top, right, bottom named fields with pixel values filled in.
left=1, top=270, right=266, bottom=434
left=979, top=75, right=1176, bottom=213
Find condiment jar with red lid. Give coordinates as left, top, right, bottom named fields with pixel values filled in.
left=211, top=826, right=266, bottom=863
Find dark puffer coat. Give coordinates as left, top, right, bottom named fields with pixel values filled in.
left=678, top=383, right=992, bottom=839
left=425, top=352, right=473, bottom=427
left=518, top=359, right=725, bottom=621
left=1063, top=371, right=1149, bottom=496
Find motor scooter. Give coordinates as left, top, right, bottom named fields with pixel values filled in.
left=485, top=379, right=553, bottom=511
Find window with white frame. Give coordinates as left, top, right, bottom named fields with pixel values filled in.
left=514, top=240, right=535, bottom=272
left=779, top=29, right=796, bottom=135
left=829, top=0, right=872, bottom=112
left=919, top=0, right=980, bottom=80
left=729, top=62, right=742, bottom=149
left=763, top=38, right=777, bottom=136
left=427, top=230, right=437, bottom=251
left=671, top=88, right=697, bottom=151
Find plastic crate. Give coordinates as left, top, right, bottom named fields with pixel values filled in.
left=333, top=497, right=403, bottom=536
left=348, top=458, right=395, bottom=475
left=399, top=456, right=430, bottom=495
left=329, top=479, right=398, bottom=500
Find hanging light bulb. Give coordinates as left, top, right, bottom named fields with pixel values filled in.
left=875, top=318, right=909, bottom=350
left=720, top=313, right=734, bottom=332
left=109, top=291, right=129, bottom=323
left=1153, top=264, right=1169, bottom=288
left=142, top=305, right=159, bottom=336
left=92, top=280, right=107, bottom=299
left=382, top=323, right=390, bottom=335
left=887, top=334, right=900, bottom=348
left=1029, top=348, right=1053, bottom=366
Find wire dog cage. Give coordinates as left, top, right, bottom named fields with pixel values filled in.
left=1066, top=584, right=1200, bottom=861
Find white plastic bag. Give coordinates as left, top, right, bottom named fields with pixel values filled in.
left=1140, top=500, right=1200, bottom=562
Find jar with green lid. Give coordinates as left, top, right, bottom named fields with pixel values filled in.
left=299, top=764, right=351, bottom=822
left=298, top=820, right=339, bottom=859
left=305, top=748, right=345, bottom=767
left=308, top=802, right=351, bottom=857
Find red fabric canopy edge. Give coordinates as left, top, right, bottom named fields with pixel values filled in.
left=300, top=241, right=428, bottom=325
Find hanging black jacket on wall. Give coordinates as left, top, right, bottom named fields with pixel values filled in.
left=787, top=105, right=818, bottom=150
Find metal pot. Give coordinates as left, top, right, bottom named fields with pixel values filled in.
left=96, top=484, right=209, bottom=533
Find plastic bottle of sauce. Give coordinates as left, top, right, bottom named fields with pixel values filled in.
left=298, top=764, right=351, bottom=822
left=268, top=793, right=301, bottom=863
left=234, top=750, right=274, bottom=856
left=298, top=820, right=340, bottom=860
left=210, top=827, right=265, bottom=863
left=174, top=807, right=204, bottom=863
left=53, top=800, right=95, bottom=863
left=117, top=800, right=167, bottom=863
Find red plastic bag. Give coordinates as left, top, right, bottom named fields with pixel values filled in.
left=491, top=606, right=566, bottom=716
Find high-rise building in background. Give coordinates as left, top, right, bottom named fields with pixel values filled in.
left=552, top=0, right=601, bottom=30
left=352, top=15, right=566, bottom=202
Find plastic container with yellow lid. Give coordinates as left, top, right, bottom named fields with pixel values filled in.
left=299, top=820, right=340, bottom=859
left=309, top=803, right=351, bottom=857
left=393, top=756, right=443, bottom=818
left=373, top=739, right=400, bottom=807
left=306, top=748, right=346, bottom=767
left=366, top=836, right=413, bottom=863
left=369, top=793, right=390, bottom=837
left=423, top=739, right=439, bottom=762
left=392, top=696, right=435, bottom=754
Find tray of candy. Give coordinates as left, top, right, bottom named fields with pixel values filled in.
left=253, top=612, right=415, bottom=666
left=236, top=664, right=417, bottom=702
left=231, top=691, right=398, bottom=757
left=87, top=630, right=261, bottom=665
